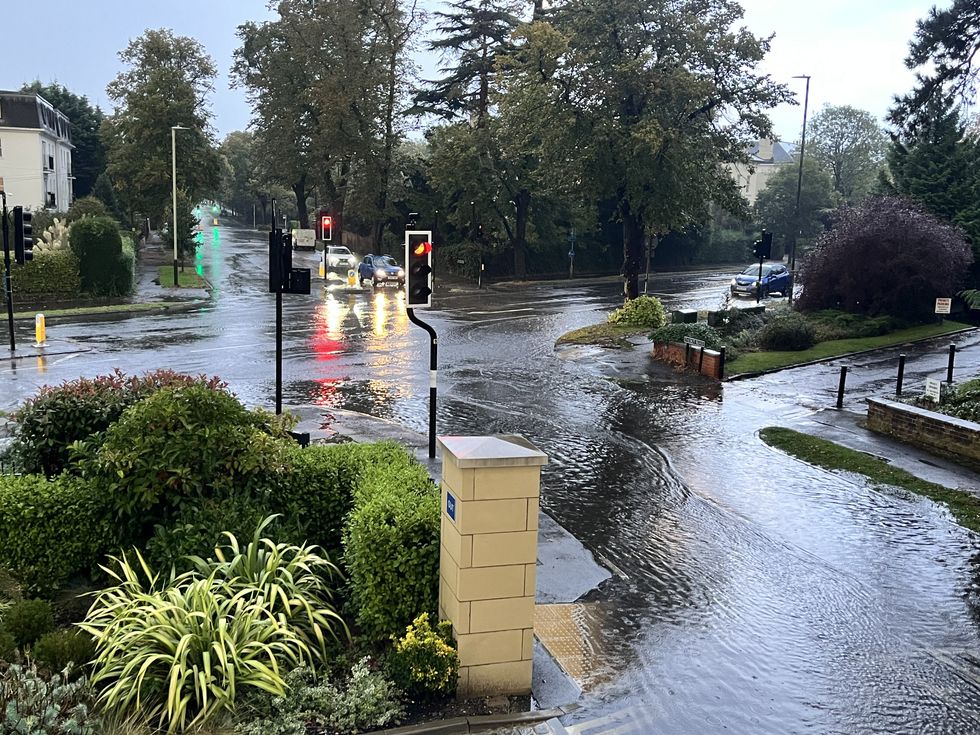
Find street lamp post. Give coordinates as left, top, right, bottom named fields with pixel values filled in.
left=789, top=75, right=810, bottom=305
left=171, top=125, right=188, bottom=286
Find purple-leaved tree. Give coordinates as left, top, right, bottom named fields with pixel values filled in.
left=798, top=196, right=972, bottom=319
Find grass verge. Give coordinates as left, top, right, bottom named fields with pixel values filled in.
left=158, top=266, right=208, bottom=288
left=727, top=321, right=971, bottom=376
left=556, top=323, right=650, bottom=349
left=760, top=426, right=980, bottom=533
left=14, top=302, right=200, bottom=320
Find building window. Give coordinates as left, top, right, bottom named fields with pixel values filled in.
left=0, top=137, right=3, bottom=157
left=47, top=192, right=56, bottom=208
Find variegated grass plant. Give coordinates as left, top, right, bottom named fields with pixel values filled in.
left=81, top=517, right=349, bottom=733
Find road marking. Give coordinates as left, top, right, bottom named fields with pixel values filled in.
left=468, top=307, right=536, bottom=315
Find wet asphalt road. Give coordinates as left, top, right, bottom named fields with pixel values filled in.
left=4, top=224, right=980, bottom=734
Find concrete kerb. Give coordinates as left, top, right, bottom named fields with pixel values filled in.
left=725, top=326, right=978, bottom=382
left=3, top=339, right=94, bottom=360
left=376, top=705, right=580, bottom=735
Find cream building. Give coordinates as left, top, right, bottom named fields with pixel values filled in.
left=0, top=91, right=74, bottom=211
left=728, top=139, right=795, bottom=204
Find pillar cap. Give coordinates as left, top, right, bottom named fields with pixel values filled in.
left=437, top=434, right=548, bottom=468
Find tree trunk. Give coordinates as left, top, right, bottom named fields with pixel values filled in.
left=622, top=200, right=644, bottom=300
left=293, top=176, right=309, bottom=229
left=513, top=189, right=530, bottom=278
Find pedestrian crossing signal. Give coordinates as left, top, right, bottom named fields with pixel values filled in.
left=405, top=230, right=433, bottom=308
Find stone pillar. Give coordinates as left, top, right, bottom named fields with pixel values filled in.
left=437, top=435, right=548, bottom=698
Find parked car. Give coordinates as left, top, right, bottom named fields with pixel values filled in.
left=730, top=263, right=790, bottom=298
left=358, top=254, right=405, bottom=287
left=324, top=245, right=356, bottom=275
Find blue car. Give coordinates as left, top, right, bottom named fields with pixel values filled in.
left=730, top=263, right=790, bottom=298
left=358, top=254, right=405, bottom=287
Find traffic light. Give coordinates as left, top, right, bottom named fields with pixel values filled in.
left=13, top=207, right=33, bottom=265
left=752, top=230, right=772, bottom=260
left=320, top=215, right=333, bottom=242
left=405, top=230, right=433, bottom=308
left=268, top=228, right=310, bottom=295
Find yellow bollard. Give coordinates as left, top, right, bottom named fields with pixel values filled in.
left=319, top=260, right=325, bottom=279
left=35, top=313, right=46, bottom=346
left=347, top=269, right=357, bottom=287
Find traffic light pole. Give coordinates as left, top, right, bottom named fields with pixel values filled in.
left=407, top=308, right=437, bottom=459
left=2, top=192, right=14, bottom=351
left=271, top=199, right=283, bottom=415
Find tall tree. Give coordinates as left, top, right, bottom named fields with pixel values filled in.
left=515, top=1, right=791, bottom=298
left=411, top=0, right=522, bottom=124
left=891, top=0, right=980, bottom=132
left=103, top=29, right=220, bottom=226
left=218, top=131, right=258, bottom=218
left=21, top=81, right=106, bottom=200
left=807, top=105, right=887, bottom=203
left=882, top=99, right=980, bottom=271
left=755, top=155, right=837, bottom=254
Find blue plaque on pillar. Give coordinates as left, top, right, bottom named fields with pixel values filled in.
left=446, top=491, right=456, bottom=521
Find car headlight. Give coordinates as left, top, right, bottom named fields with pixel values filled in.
left=730, top=278, right=736, bottom=286
left=375, top=269, right=385, bottom=277
left=398, top=269, right=404, bottom=276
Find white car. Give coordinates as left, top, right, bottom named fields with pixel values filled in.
left=324, top=246, right=356, bottom=274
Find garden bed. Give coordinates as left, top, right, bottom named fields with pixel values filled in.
left=0, top=370, right=456, bottom=734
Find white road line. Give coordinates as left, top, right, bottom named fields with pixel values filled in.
left=468, top=308, right=537, bottom=315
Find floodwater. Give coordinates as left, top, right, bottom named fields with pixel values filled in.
left=3, top=224, right=980, bottom=734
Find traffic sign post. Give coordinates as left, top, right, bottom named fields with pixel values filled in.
left=935, top=298, right=951, bottom=325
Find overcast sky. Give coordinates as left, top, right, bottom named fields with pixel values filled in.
left=1, top=0, right=938, bottom=142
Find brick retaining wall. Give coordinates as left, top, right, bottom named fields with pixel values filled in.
left=867, top=397, right=980, bottom=471
left=653, top=342, right=724, bottom=380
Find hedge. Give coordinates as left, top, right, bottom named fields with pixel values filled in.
left=344, top=485, right=440, bottom=642
left=0, top=474, right=118, bottom=596
left=8, top=250, right=81, bottom=296
left=69, top=216, right=132, bottom=296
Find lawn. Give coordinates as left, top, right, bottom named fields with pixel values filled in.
left=158, top=265, right=208, bottom=288
left=727, top=320, right=972, bottom=376
left=556, top=323, right=649, bottom=349
left=760, top=426, right=980, bottom=533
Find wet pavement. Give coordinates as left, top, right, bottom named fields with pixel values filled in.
left=3, top=224, right=980, bottom=734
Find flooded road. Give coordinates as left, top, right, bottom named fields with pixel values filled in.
left=3, top=224, right=979, bottom=733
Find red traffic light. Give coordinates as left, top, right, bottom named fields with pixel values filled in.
left=320, top=215, right=333, bottom=241
left=412, top=241, right=432, bottom=257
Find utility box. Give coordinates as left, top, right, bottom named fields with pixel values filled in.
left=437, top=435, right=548, bottom=698
left=672, top=309, right=698, bottom=324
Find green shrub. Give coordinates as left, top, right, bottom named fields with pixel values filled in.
left=388, top=613, right=459, bottom=697
left=86, top=384, right=289, bottom=537
left=608, top=295, right=667, bottom=328
left=12, top=369, right=227, bottom=476
left=3, top=600, right=53, bottom=648
left=8, top=250, right=81, bottom=296
left=68, top=215, right=130, bottom=296
left=270, top=444, right=360, bottom=554
left=237, top=662, right=404, bottom=735
left=144, top=495, right=273, bottom=573
left=649, top=323, right=724, bottom=351
left=757, top=312, right=817, bottom=351
left=31, top=630, right=96, bottom=674
left=804, top=309, right=905, bottom=342
left=0, top=630, right=15, bottom=662
left=0, top=475, right=117, bottom=595
left=711, top=308, right=768, bottom=338
left=0, top=661, right=99, bottom=735
left=65, top=197, right=109, bottom=224
left=344, top=486, right=440, bottom=642
left=83, top=531, right=346, bottom=733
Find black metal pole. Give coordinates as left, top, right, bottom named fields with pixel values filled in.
left=407, top=307, right=437, bottom=458
left=271, top=198, right=283, bottom=415
left=719, top=347, right=726, bottom=380
left=947, top=344, right=956, bottom=384
left=2, top=193, right=14, bottom=351
left=789, top=74, right=810, bottom=307
left=896, top=354, right=906, bottom=397
left=756, top=255, right=764, bottom=304
left=836, top=365, right=847, bottom=409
